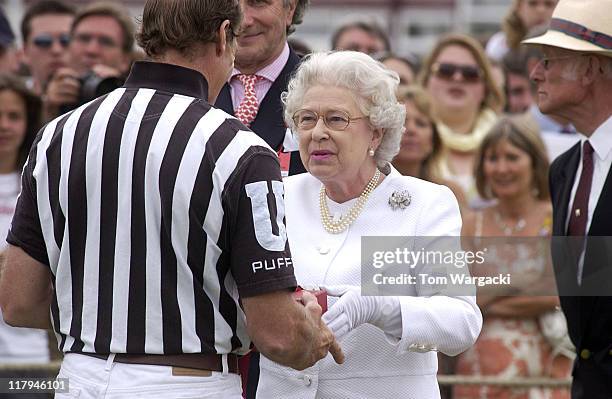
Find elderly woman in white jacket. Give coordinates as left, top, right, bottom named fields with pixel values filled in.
left=255, top=51, right=483, bottom=399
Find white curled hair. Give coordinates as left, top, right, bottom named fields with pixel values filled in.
left=282, top=51, right=406, bottom=169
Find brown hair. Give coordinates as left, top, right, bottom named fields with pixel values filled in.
left=71, top=2, right=135, bottom=54
left=418, top=33, right=505, bottom=113
left=0, top=74, right=42, bottom=170
left=285, top=0, right=309, bottom=35
left=137, top=0, right=241, bottom=59
left=394, top=85, right=443, bottom=182
left=502, top=0, right=529, bottom=50
left=331, top=20, right=391, bottom=52
left=474, top=114, right=550, bottom=200
left=21, top=0, right=75, bottom=43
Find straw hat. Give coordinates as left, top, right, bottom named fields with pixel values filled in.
left=522, top=0, right=612, bottom=57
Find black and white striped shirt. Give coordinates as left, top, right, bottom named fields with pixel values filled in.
left=7, top=61, right=297, bottom=356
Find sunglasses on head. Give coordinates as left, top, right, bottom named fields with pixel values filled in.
left=432, top=62, right=482, bottom=83
left=32, top=33, right=71, bottom=49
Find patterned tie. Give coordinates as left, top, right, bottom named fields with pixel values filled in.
left=567, top=141, right=594, bottom=236
left=235, top=74, right=261, bottom=127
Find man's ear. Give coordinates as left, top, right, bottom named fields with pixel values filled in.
left=582, top=55, right=601, bottom=86
left=216, top=19, right=232, bottom=56
left=285, top=0, right=298, bottom=28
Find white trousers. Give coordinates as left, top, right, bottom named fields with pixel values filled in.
left=55, top=353, right=243, bottom=399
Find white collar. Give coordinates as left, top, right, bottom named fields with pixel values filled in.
left=581, top=115, right=612, bottom=161
left=230, top=42, right=290, bottom=83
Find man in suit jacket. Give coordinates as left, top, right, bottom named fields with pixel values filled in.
left=215, top=0, right=308, bottom=176
left=524, top=0, right=612, bottom=397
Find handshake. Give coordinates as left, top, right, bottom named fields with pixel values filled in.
left=244, top=285, right=392, bottom=371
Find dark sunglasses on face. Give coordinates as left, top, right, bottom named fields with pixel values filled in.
left=32, top=33, right=70, bottom=49
left=432, top=62, right=482, bottom=83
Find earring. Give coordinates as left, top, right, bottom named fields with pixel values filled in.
left=368, top=148, right=375, bottom=157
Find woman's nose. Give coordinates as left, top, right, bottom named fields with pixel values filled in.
left=310, top=117, right=328, bottom=140
left=404, top=120, right=417, bottom=135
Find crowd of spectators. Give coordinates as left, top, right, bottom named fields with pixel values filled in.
left=0, top=1, right=577, bottom=397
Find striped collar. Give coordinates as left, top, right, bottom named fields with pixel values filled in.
left=124, top=61, right=209, bottom=100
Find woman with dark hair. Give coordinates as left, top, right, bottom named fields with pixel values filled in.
left=0, top=73, right=48, bottom=366
left=0, top=74, right=41, bottom=172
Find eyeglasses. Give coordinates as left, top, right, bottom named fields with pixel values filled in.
left=32, top=33, right=70, bottom=49
left=73, top=33, right=119, bottom=49
left=292, top=109, right=367, bottom=131
left=431, top=62, right=482, bottom=83
left=539, top=54, right=585, bottom=70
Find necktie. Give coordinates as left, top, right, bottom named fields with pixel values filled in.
left=235, top=74, right=261, bottom=127
left=567, top=141, right=594, bottom=236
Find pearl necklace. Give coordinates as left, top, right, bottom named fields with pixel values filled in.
left=319, top=169, right=381, bottom=234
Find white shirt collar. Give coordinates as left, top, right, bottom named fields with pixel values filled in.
left=230, top=42, right=290, bottom=82
left=581, top=115, right=612, bottom=161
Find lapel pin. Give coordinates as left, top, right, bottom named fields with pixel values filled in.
left=389, top=190, right=411, bottom=210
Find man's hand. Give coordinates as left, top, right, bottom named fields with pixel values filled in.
left=300, top=291, right=344, bottom=366
left=45, top=67, right=81, bottom=107
left=242, top=289, right=344, bottom=371
left=322, top=285, right=386, bottom=340
left=91, top=64, right=123, bottom=79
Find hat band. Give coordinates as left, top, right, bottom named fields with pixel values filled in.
left=550, top=18, right=612, bottom=50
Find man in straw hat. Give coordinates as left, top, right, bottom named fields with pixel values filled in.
left=523, top=1, right=612, bottom=397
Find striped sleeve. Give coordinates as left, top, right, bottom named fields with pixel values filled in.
left=224, top=146, right=297, bottom=298
left=6, top=128, right=49, bottom=265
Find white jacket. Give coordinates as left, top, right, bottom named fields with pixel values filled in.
left=256, top=167, right=482, bottom=399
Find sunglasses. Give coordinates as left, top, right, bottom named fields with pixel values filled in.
left=432, top=62, right=482, bottom=83
left=32, top=33, right=71, bottom=49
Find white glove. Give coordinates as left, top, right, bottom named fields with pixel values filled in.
left=322, top=285, right=400, bottom=340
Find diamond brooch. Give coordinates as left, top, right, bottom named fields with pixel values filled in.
left=388, top=190, right=411, bottom=210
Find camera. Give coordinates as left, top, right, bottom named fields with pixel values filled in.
left=79, top=71, right=123, bottom=104
left=60, top=71, right=124, bottom=114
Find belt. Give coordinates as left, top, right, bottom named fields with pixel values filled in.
left=81, top=352, right=240, bottom=374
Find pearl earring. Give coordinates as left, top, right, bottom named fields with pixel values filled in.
left=368, top=148, right=375, bottom=157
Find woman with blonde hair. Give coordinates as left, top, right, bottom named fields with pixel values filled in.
left=486, top=0, right=558, bottom=61
left=419, top=34, right=504, bottom=208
